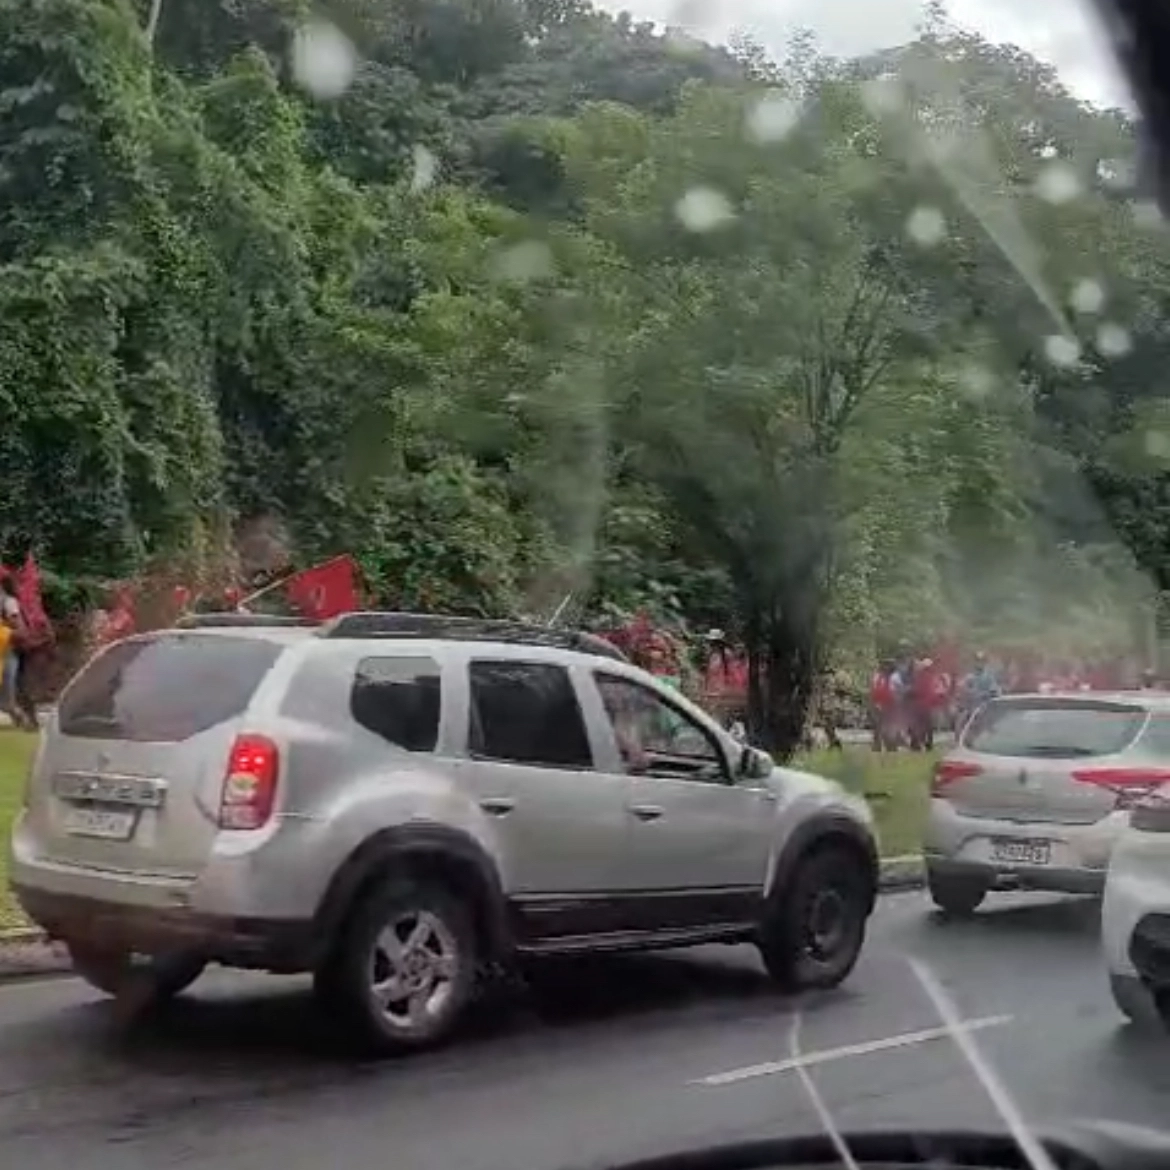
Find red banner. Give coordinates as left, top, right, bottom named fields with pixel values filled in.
left=284, top=555, right=359, bottom=621
left=0, top=554, right=52, bottom=646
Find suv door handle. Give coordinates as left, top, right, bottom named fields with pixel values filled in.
left=629, top=804, right=665, bottom=821
left=479, top=797, right=516, bottom=816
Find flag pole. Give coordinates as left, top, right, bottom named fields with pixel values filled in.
left=547, top=592, right=574, bottom=627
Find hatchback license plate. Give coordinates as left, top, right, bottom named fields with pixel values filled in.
left=991, top=838, right=1051, bottom=866
left=63, top=807, right=137, bottom=841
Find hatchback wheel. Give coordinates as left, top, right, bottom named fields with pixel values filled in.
left=759, top=844, right=873, bottom=991
left=1110, top=972, right=1170, bottom=1031
left=326, top=878, right=477, bottom=1054
left=67, top=943, right=206, bottom=1002
left=927, top=870, right=988, bottom=916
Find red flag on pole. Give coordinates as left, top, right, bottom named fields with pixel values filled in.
left=284, top=555, right=359, bottom=621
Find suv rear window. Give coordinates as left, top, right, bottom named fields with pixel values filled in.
left=351, top=656, right=441, bottom=752
left=962, top=698, right=1148, bottom=759
left=58, top=634, right=282, bottom=742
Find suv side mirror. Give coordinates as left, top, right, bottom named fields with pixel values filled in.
left=739, top=746, right=774, bottom=781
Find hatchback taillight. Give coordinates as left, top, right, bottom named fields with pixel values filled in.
left=1071, top=766, right=1170, bottom=810
left=931, top=759, right=982, bottom=795
left=218, top=734, right=279, bottom=830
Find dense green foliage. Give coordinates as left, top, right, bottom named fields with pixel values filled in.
left=2, top=0, right=1168, bottom=748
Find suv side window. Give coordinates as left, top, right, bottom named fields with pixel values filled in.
left=595, top=673, right=727, bottom=783
left=351, top=656, right=441, bottom=752
left=468, top=660, right=593, bottom=769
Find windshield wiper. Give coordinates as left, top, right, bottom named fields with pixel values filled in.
left=1015, top=744, right=1096, bottom=757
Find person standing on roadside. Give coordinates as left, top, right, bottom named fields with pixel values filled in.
left=0, top=575, right=37, bottom=730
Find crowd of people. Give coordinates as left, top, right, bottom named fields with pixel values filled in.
left=868, top=646, right=1163, bottom=752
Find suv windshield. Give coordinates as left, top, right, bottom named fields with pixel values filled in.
left=962, top=699, right=1148, bottom=759
left=58, top=634, right=283, bottom=743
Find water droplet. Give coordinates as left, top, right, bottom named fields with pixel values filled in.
left=1133, top=199, right=1164, bottom=228
left=1034, top=163, right=1081, bottom=205
left=957, top=364, right=994, bottom=401
left=906, top=206, right=946, bottom=247
left=1044, top=334, right=1082, bottom=368
left=1096, top=322, right=1132, bottom=357
left=490, top=240, right=555, bottom=283
left=860, top=74, right=904, bottom=117
left=409, top=144, right=438, bottom=193
left=1069, top=278, right=1105, bottom=315
left=1145, top=429, right=1170, bottom=461
left=291, top=20, right=356, bottom=100
left=674, top=187, right=735, bottom=232
left=746, top=90, right=802, bottom=143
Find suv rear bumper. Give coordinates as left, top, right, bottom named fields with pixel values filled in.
left=12, top=884, right=317, bottom=972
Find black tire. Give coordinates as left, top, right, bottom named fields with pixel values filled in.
left=322, top=877, right=478, bottom=1054
left=1110, top=972, right=1170, bottom=1031
left=67, top=943, right=206, bottom=1001
left=927, top=870, right=988, bottom=916
left=759, top=843, right=873, bottom=992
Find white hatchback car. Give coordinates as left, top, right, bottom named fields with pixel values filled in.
left=925, top=693, right=1170, bottom=915
left=1102, top=755, right=1170, bottom=1029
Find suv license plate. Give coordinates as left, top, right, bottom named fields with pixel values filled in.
left=991, top=838, right=1051, bottom=866
left=63, top=807, right=137, bottom=841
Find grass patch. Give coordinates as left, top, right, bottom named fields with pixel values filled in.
left=0, top=730, right=35, bottom=931
left=794, top=746, right=938, bottom=858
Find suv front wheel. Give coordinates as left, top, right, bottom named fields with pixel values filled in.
left=759, top=843, right=873, bottom=991
left=323, top=877, right=478, bottom=1053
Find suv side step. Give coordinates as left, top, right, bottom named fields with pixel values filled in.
left=518, top=922, right=754, bottom=956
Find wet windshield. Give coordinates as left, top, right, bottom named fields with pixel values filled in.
left=1, top=1, right=1169, bottom=1169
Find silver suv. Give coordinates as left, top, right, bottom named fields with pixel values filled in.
left=10, top=612, right=878, bottom=1051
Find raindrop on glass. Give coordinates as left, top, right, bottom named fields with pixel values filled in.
left=1034, top=163, right=1080, bottom=205
left=906, top=206, right=946, bottom=247
left=291, top=20, right=356, bottom=100
left=410, top=144, right=438, bottom=193
left=746, top=90, right=802, bottom=144
left=1133, top=199, right=1164, bottom=228
left=1096, top=322, right=1132, bottom=357
left=490, top=240, right=555, bottom=283
left=957, top=364, right=994, bottom=401
left=1146, top=430, right=1170, bottom=462
left=860, top=74, right=903, bottom=117
left=1069, top=278, right=1105, bottom=315
left=674, top=187, right=735, bottom=232
left=1044, top=334, right=1081, bottom=368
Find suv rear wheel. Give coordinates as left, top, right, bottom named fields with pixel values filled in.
left=759, top=843, right=872, bottom=991
left=322, top=877, right=477, bottom=1053
left=67, top=943, right=206, bottom=1002
left=1110, top=972, right=1170, bottom=1030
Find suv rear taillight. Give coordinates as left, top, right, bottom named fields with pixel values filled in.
left=1072, top=766, right=1170, bottom=812
left=931, top=759, right=982, bottom=795
left=219, top=734, right=279, bottom=830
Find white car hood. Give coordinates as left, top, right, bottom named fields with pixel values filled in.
left=769, top=764, right=875, bottom=826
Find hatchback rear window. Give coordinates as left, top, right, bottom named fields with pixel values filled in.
left=962, top=699, right=1148, bottom=759
left=59, top=634, right=283, bottom=742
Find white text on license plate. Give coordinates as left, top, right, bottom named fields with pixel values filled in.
left=63, top=807, right=137, bottom=841
left=991, top=838, right=1051, bottom=866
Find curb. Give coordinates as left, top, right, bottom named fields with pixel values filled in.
left=878, top=853, right=925, bottom=892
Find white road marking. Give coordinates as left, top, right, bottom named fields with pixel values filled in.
left=694, top=1013, right=1014, bottom=1086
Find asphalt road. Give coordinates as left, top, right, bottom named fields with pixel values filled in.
left=0, top=891, right=1167, bottom=1170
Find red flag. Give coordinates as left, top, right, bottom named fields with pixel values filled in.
left=284, top=555, right=359, bottom=621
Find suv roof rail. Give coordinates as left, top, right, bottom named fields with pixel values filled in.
left=321, top=611, right=629, bottom=662
left=174, top=613, right=321, bottom=630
